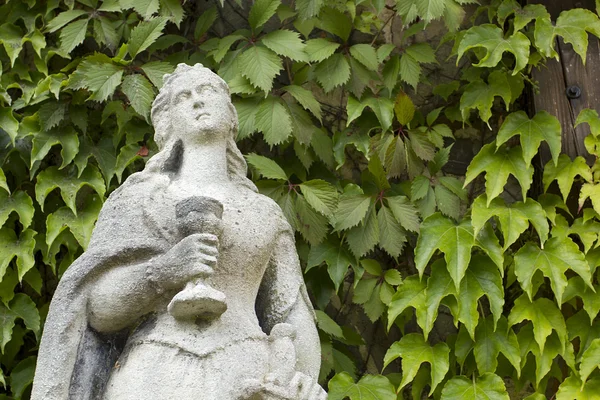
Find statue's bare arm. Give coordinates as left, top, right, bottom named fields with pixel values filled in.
left=87, top=233, right=219, bottom=333
left=258, top=229, right=322, bottom=379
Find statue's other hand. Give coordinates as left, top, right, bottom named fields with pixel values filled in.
left=147, top=233, right=219, bottom=291
left=237, top=372, right=326, bottom=400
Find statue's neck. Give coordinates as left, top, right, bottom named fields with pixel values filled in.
left=177, top=139, right=229, bottom=187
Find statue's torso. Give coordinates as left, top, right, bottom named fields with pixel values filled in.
left=103, top=179, right=287, bottom=399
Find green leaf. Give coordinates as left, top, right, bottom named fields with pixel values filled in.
left=69, top=55, right=125, bottom=102
left=299, top=179, right=338, bottom=217
left=377, top=205, right=407, bottom=258
left=535, top=9, right=600, bottom=62
left=10, top=294, right=40, bottom=335
left=307, top=238, right=354, bottom=290
left=10, top=356, right=36, bottom=399
left=388, top=276, right=427, bottom=331
left=365, top=97, right=394, bottom=132
left=0, top=24, right=23, bottom=67
left=74, top=136, right=117, bottom=185
left=386, top=195, right=420, bottom=232
left=0, top=169, right=7, bottom=194
left=496, top=111, right=561, bottom=167
left=349, top=44, right=379, bottom=71
left=458, top=24, right=530, bottom=74
left=383, top=333, right=450, bottom=395
left=333, top=191, right=372, bottom=231
left=0, top=108, right=18, bottom=144
left=295, top=0, right=323, bottom=20
left=261, top=29, right=307, bottom=61
left=127, top=17, right=167, bottom=58
left=314, top=54, right=350, bottom=93
left=423, top=260, right=457, bottom=338
left=405, top=42, right=437, bottom=64
left=464, top=143, right=533, bottom=204
left=194, top=6, right=218, bottom=39
left=245, top=153, right=287, bottom=180
left=284, top=85, right=321, bottom=121
left=459, top=256, right=505, bottom=339
left=556, top=375, right=600, bottom=400
left=435, top=185, right=460, bottom=220
left=315, top=310, right=344, bottom=338
left=31, top=126, right=80, bottom=170
left=254, top=96, right=292, bottom=145
left=460, top=79, right=510, bottom=126
left=249, top=0, right=281, bottom=30
left=346, top=206, right=379, bottom=258
left=304, top=38, right=339, bottom=62
left=121, top=74, right=155, bottom=121
left=317, top=7, right=351, bottom=41
left=0, top=229, right=36, bottom=282
left=295, top=195, right=328, bottom=245
left=93, top=17, right=120, bottom=50
left=46, top=10, right=88, bottom=33
left=59, top=19, right=89, bottom=53
left=239, top=46, right=282, bottom=94
left=473, top=316, right=520, bottom=376
left=576, top=108, right=600, bottom=136
left=0, top=191, right=34, bottom=229
left=471, top=196, right=549, bottom=249
left=414, top=213, right=474, bottom=289
left=514, top=237, right=592, bottom=306
left=441, top=373, right=509, bottom=400
left=140, top=61, right=174, bottom=89
left=35, top=166, right=106, bottom=215
left=488, top=69, right=525, bottom=108
left=328, top=372, right=396, bottom=400
left=580, top=338, right=600, bottom=387
left=400, top=54, right=421, bottom=89
left=580, top=183, right=600, bottom=215
left=121, top=0, right=160, bottom=19
left=508, top=295, right=567, bottom=353
left=394, top=91, right=415, bottom=126
left=543, top=155, right=592, bottom=201
left=565, top=277, right=600, bottom=322
left=114, top=144, right=143, bottom=183
left=46, top=195, right=102, bottom=250
left=159, top=0, right=185, bottom=27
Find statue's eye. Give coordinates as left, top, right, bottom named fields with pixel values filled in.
left=175, top=90, right=191, bottom=103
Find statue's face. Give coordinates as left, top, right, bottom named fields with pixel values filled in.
left=168, top=72, right=233, bottom=142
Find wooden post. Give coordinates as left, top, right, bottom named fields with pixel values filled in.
left=528, top=0, right=600, bottom=164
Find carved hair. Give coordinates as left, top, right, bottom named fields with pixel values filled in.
left=148, top=63, right=257, bottom=192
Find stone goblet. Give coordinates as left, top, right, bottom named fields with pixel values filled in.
left=167, top=196, right=227, bottom=319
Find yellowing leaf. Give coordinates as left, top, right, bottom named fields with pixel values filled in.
left=394, top=91, right=415, bottom=126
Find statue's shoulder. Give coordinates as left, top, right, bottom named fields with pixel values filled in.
left=246, top=189, right=293, bottom=233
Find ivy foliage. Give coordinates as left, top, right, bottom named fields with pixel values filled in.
left=2, top=0, right=600, bottom=398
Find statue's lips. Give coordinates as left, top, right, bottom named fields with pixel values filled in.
left=195, top=113, right=209, bottom=120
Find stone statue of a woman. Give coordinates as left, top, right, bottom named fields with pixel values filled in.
left=31, top=64, right=326, bottom=400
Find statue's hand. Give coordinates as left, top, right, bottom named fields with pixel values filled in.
left=238, top=372, right=327, bottom=400
left=147, top=233, right=219, bottom=291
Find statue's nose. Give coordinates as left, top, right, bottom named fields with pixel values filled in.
left=193, top=99, right=204, bottom=109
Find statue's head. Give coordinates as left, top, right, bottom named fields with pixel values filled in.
left=148, top=63, right=255, bottom=191
left=151, top=63, right=238, bottom=148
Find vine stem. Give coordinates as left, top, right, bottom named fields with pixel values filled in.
left=371, top=10, right=397, bottom=46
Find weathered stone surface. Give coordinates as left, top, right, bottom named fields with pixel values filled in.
left=32, top=63, right=326, bottom=400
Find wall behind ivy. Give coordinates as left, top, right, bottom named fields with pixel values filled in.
left=3, top=0, right=600, bottom=399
